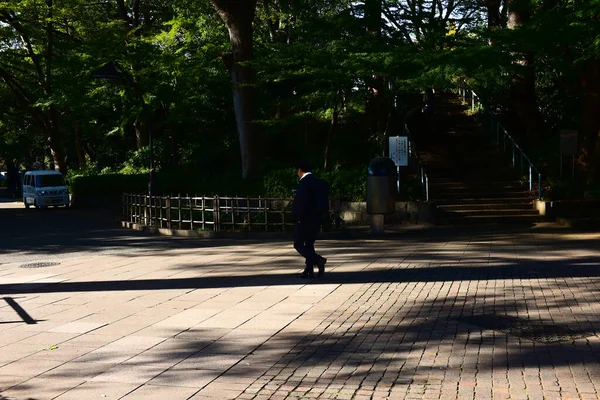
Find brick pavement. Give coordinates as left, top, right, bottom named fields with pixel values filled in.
left=1, top=223, right=600, bottom=399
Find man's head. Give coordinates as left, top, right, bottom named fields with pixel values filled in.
left=294, top=158, right=311, bottom=178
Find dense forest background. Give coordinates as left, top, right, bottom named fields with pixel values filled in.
left=0, top=0, right=599, bottom=198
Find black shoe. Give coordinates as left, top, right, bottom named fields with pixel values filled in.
left=316, top=257, right=327, bottom=277
left=299, top=265, right=314, bottom=279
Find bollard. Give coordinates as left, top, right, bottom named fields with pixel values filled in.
left=370, top=214, right=385, bottom=235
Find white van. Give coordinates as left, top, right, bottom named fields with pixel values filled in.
left=22, top=170, right=70, bottom=209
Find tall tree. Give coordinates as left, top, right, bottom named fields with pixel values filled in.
left=0, top=1, right=67, bottom=172
left=211, top=0, right=260, bottom=179
left=506, top=0, right=539, bottom=141
left=485, top=0, right=506, bottom=30
left=364, top=0, right=389, bottom=149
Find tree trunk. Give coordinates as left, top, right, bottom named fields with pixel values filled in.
left=134, top=118, right=145, bottom=150
left=506, top=0, right=539, bottom=142
left=324, top=101, right=340, bottom=170
left=48, top=106, right=66, bottom=174
left=580, top=60, right=600, bottom=183
left=75, top=121, right=86, bottom=169
left=364, top=0, right=387, bottom=142
left=486, top=0, right=503, bottom=29
left=212, top=0, right=260, bottom=180
left=45, top=0, right=66, bottom=174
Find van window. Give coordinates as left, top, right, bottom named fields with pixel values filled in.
left=35, top=175, right=65, bottom=188
left=25, top=175, right=31, bottom=186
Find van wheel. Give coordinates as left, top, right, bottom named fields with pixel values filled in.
left=24, top=200, right=30, bottom=209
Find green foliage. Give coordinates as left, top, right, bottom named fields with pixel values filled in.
left=318, top=169, right=367, bottom=202
left=1, top=0, right=598, bottom=192
left=545, top=177, right=600, bottom=201
left=545, top=177, right=586, bottom=201
left=70, top=174, right=147, bottom=197
left=262, top=168, right=367, bottom=201
left=585, top=183, right=600, bottom=199
left=262, top=169, right=298, bottom=198
left=70, top=167, right=378, bottom=201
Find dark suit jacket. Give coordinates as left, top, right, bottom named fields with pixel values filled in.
left=292, top=173, right=320, bottom=224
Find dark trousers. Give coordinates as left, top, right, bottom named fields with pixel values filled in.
left=294, top=222, right=321, bottom=267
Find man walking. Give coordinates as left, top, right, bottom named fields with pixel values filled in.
left=292, top=159, right=327, bottom=278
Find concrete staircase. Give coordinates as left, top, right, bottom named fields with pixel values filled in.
left=413, top=94, right=539, bottom=225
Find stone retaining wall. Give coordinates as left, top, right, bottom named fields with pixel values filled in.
left=535, top=200, right=600, bottom=220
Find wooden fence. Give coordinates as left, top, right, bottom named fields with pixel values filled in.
left=122, top=194, right=296, bottom=232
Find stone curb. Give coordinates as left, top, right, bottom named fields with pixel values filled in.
left=556, top=217, right=600, bottom=230
left=121, top=221, right=431, bottom=239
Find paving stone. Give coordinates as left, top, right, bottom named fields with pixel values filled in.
left=53, top=381, right=140, bottom=399
left=3, top=222, right=600, bottom=399
left=148, top=368, right=219, bottom=389
left=0, top=374, right=31, bottom=391
left=0, top=357, right=65, bottom=378
left=0, top=376, right=86, bottom=400
left=120, top=384, right=199, bottom=399
left=50, top=322, right=106, bottom=333
left=71, top=345, right=143, bottom=364
left=90, top=363, right=168, bottom=384
left=172, top=352, right=246, bottom=372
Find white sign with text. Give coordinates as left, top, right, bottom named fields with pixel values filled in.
left=389, top=136, right=408, bottom=166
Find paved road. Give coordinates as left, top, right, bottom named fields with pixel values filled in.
left=0, top=201, right=262, bottom=265
left=2, top=199, right=600, bottom=399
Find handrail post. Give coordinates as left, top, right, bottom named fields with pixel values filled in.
left=538, top=173, right=542, bottom=200
left=529, top=165, right=533, bottom=191
left=471, top=91, right=475, bottom=113
left=496, top=123, right=500, bottom=146
left=425, top=174, right=429, bottom=202
left=520, top=153, right=524, bottom=177
left=512, top=143, right=516, bottom=167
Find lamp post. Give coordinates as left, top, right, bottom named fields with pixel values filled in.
left=91, top=61, right=155, bottom=196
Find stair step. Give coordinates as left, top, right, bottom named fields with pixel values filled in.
left=430, top=184, right=525, bottom=191
left=436, top=215, right=541, bottom=226
left=437, top=209, right=540, bottom=217
left=428, top=179, right=523, bottom=185
left=429, top=172, right=523, bottom=179
left=436, top=197, right=532, bottom=205
left=427, top=165, right=518, bottom=172
left=437, top=203, right=533, bottom=211
left=416, top=93, right=538, bottom=224
left=431, top=191, right=531, bottom=199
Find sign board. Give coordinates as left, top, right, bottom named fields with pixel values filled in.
left=560, top=130, right=578, bottom=155
left=389, top=136, right=408, bottom=166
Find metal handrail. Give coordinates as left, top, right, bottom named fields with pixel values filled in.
left=457, top=83, right=543, bottom=200
left=403, top=106, right=430, bottom=201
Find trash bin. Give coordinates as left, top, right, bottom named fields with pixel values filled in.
left=367, top=157, right=396, bottom=215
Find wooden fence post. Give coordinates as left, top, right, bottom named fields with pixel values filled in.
left=214, top=195, right=220, bottom=232
left=166, top=196, right=171, bottom=229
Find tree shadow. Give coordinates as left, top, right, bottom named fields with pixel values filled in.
left=3, top=255, right=600, bottom=398
left=3, top=255, right=600, bottom=295
left=2, top=210, right=600, bottom=397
